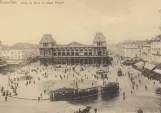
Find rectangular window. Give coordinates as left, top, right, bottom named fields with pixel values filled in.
left=41, top=51, right=43, bottom=55
left=71, top=52, right=74, bottom=56
left=53, top=52, right=57, bottom=56
left=43, top=43, right=48, bottom=47
left=49, top=51, right=51, bottom=55
left=67, top=52, right=70, bottom=56
left=89, top=52, right=92, bottom=56
left=58, top=52, right=61, bottom=56
left=76, top=52, right=79, bottom=56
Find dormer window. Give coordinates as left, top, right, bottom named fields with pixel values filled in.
left=43, top=43, right=48, bottom=47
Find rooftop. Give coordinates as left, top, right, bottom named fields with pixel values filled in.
left=40, top=34, right=56, bottom=43
left=120, top=40, right=151, bottom=45
left=93, top=32, right=106, bottom=42
left=2, top=43, right=38, bottom=50
left=66, top=41, right=84, bottom=47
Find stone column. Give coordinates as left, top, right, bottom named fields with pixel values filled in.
left=101, top=58, right=103, bottom=64
left=92, top=59, right=94, bottom=64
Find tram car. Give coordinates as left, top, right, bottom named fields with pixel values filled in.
left=118, top=68, right=123, bottom=76
left=101, top=82, right=119, bottom=98
left=156, top=87, right=161, bottom=94
left=51, top=87, right=99, bottom=101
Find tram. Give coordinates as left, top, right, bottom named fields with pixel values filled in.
left=101, top=82, right=119, bottom=97
left=52, top=87, right=99, bottom=101
left=51, top=82, right=119, bottom=101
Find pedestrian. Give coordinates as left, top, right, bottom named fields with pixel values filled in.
left=94, top=108, right=97, bottom=113
left=123, top=92, right=125, bottom=100
left=5, top=96, right=7, bottom=102
left=136, top=84, right=138, bottom=89
left=1, top=87, right=3, bottom=93
left=3, top=91, right=5, bottom=96
left=132, top=85, right=135, bottom=90
left=40, top=93, right=42, bottom=98
left=137, top=108, right=143, bottom=113
left=78, top=108, right=81, bottom=113
left=38, top=97, right=40, bottom=102
left=145, top=85, right=147, bottom=90
left=9, top=92, right=11, bottom=97
left=26, top=82, right=28, bottom=87
left=44, top=90, right=46, bottom=94
left=139, top=80, right=141, bottom=84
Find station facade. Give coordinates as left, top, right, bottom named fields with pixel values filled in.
left=39, top=32, right=109, bottom=65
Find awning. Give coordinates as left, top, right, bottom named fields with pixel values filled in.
left=134, top=61, right=144, bottom=69
left=144, top=63, right=156, bottom=71
left=153, top=69, right=161, bottom=75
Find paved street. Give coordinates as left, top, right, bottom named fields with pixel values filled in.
left=0, top=56, right=161, bottom=113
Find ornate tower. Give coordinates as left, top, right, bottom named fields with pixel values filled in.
left=39, top=34, right=56, bottom=65
left=93, top=32, right=107, bottom=47
left=39, top=34, right=56, bottom=48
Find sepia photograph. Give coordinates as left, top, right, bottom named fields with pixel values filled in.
left=0, top=0, right=161, bottom=113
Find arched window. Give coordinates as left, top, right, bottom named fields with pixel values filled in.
left=58, top=52, right=61, bottom=56
left=75, top=48, right=79, bottom=56
left=66, top=49, right=70, bottom=56
left=45, top=50, right=48, bottom=56
left=89, top=49, right=92, bottom=56
left=71, top=52, right=74, bottom=56
left=62, top=52, right=65, bottom=56
left=98, top=49, right=102, bottom=56
left=67, top=49, right=70, bottom=51
left=80, top=49, right=83, bottom=52
left=67, top=52, right=70, bottom=56
left=84, top=48, right=88, bottom=55
left=85, top=52, right=88, bottom=56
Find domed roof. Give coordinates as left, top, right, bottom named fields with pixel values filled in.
left=93, top=32, right=106, bottom=42
left=40, top=34, right=56, bottom=43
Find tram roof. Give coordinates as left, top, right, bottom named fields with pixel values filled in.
left=54, top=87, right=76, bottom=92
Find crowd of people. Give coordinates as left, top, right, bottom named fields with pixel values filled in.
left=0, top=61, right=110, bottom=102
left=0, top=53, right=161, bottom=113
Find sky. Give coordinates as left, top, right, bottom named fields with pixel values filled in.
left=0, top=0, right=161, bottom=45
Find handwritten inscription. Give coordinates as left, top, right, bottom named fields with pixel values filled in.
left=0, top=0, right=64, bottom=5
left=0, top=0, right=17, bottom=4
left=55, top=1, right=64, bottom=5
